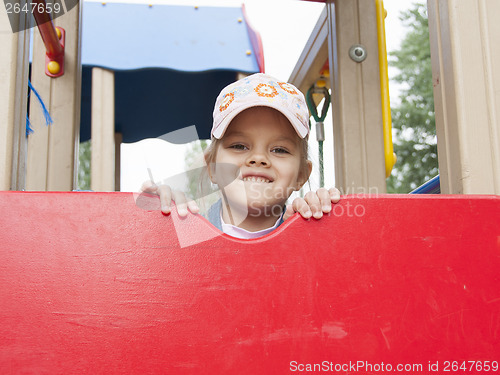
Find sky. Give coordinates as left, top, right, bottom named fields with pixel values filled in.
left=117, top=0, right=417, bottom=192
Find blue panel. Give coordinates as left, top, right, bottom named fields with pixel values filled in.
left=409, top=175, right=441, bottom=194
left=80, top=67, right=238, bottom=142
left=76, top=2, right=261, bottom=142
left=81, top=2, right=259, bottom=72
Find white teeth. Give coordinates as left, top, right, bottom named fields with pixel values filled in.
left=243, top=176, right=270, bottom=183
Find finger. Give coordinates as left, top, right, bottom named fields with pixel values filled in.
left=283, top=204, right=294, bottom=221
left=140, top=180, right=158, bottom=194
left=157, top=185, right=172, bottom=214
left=172, top=190, right=189, bottom=217
left=329, top=187, right=341, bottom=203
left=187, top=199, right=200, bottom=214
left=304, top=191, right=323, bottom=219
left=316, top=188, right=332, bottom=213
left=292, top=198, right=312, bottom=219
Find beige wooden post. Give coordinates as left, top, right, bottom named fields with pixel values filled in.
left=26, top=3, right=82, bottom=191
left=0, top=3, right=31, bottom=190
left=91, top=67, right=116, bottom=192
left=289, top=7, right=329, bottom=96
left=325, top=0, right=386, bottom=195
left=428, top=0, right=500, bottom=194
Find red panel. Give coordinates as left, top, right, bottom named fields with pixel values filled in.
left=242, top=4, right=265, bottom=73
left=1, top=192, right=499, bottom=374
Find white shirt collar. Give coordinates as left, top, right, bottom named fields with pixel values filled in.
left=220, top=212, right=282, bottom=239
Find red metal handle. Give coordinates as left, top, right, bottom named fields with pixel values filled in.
left=32, top=0, right=65, bottom=77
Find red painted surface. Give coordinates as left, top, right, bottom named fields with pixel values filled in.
left=1, top=192, right=499, bottom=374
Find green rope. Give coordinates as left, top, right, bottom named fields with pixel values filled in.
left=306, top=86, right=331, bottom=187
left=319, top=141, right=324, bottom=188
left=306, top=86, right=330, bottom=123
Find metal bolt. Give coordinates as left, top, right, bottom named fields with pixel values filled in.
left=316, top=122, right=325, bottom=142
left=349, top=44, right=367, bottom=63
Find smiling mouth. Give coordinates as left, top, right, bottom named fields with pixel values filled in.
left=242, top=176, right=272, bottom=183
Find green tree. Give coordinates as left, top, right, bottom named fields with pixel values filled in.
left=386, top=2, right=438, bottom=193
left=77, top=140, right=91, bottom=190
left=183, top=139, right=219, bottom=212
left=184, top=139, right=209, bottom=198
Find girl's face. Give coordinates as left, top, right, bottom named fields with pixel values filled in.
left=212, top=107, right=310, bottom=217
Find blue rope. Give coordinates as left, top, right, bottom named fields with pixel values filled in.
left=26, top=115, right=33, bottom=135
left=27, top=80, right=53, bottom=136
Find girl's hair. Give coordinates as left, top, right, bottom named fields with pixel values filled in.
left=205, top=107, right=310, bottom=183
left=197, top=107, right=311, bottom=213
left=197, top=135, right=310, bottom=213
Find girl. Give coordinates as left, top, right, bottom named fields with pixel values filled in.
left=143, top=73, right=340, bottom=239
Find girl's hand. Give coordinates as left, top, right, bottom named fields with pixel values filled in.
left=283, top=187, right=341, bottom=221
left=140, top=180, right=199, bottom=217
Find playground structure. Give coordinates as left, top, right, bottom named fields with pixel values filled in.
left=2, top=1, right=264, bottom=192
left=292, top=0, right=500, bottom=195
left=0, top=0, right=499, bottom=373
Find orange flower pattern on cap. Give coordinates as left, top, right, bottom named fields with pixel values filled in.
left=255, top=83, right=278, bottom=98
left=219, top=92, right=234, bottom=112
left=212, top=73, right=310, bottom=139
left=278, top=82, right=298, bottom=95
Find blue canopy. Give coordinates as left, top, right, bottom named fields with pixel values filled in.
left=80, top=1, right=262, bottom=142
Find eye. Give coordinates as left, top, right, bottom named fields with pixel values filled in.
left=229, top=143, right=248, bottom=150
left=271, top=147, right=290, bottom=154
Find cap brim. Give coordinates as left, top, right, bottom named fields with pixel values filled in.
left=212, top=103, right=309, bottom=139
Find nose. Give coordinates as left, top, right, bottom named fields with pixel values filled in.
left=246, top=149, right=269, bottom=167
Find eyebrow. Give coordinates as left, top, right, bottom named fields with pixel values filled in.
left=273, top=136, right=299, bottom=144
left=223, top=131, right=246, bottom=138
left=225, top=132, right=298, bottom=144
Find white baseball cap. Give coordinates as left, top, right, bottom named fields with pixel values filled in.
left=212, top=73, right=310, bottom=139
